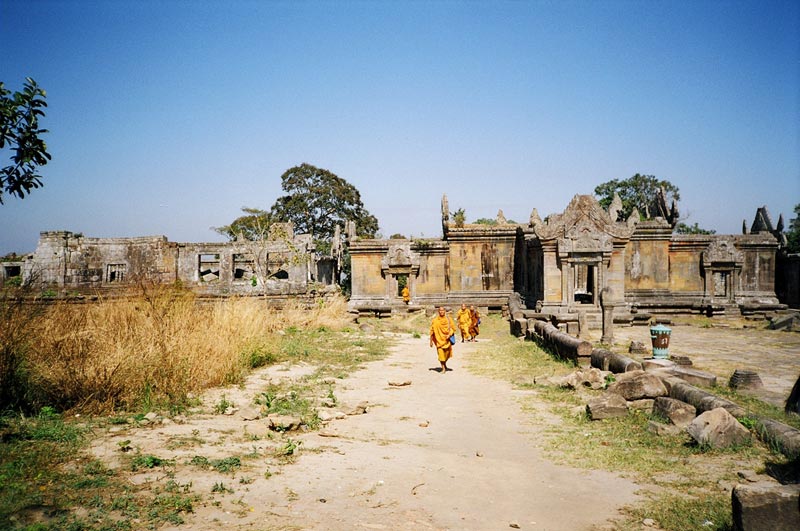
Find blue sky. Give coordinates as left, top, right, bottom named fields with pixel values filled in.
left=1, top=0, right=798, bottom=254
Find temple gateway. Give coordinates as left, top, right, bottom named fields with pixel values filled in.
left=347, top=194, right=792, bottom=326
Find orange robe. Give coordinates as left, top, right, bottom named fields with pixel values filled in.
left=469, top=309, right=480, bottom=338
left=430, top=313, right=455, bottom=362
left=457, top=309, right=472, bottom=340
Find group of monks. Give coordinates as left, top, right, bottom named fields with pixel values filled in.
left=428, top=304, right=481, bottom=374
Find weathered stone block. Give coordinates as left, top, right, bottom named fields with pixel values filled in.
left=653, top=396, right=696, bottom=427
left=586, top=394, right=628, bottom=420
left=606, top=370, right=668, bottom=400
left=732, top=481, right=800, bottom=531
left=687, top=407, right=751, bottom=449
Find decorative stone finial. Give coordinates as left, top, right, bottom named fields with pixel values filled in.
left=496, top=209, right=507, bottom=224
left=608, top=193, right=623, bottom=222
left=529, top=208, right=542, bottom=228
left=627, top=207, right=640, bottom=228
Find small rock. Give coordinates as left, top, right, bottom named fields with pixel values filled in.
left=642, top=518, right=655, bottom=527
left=347, top=401, right=368, bottom=415
left=320, top=398, right=336, bottom=408
left=224, top=406, right=237, bottom=416
left=509, top=523, right=521, bottom=529
left=240, top=408, right=261, bottom=421
left=419, top=421, right=430, bottom=428
left=476, top=451, right=484, bottom=457
left=160, top=417, right=172, bottom=425
left=144, top=412, right=158, bottom=422
left=388, top=380, right=412, bottom=387
left=318, top=410, right=336, bottom=422
left=318, top=430, right=340, bottom=438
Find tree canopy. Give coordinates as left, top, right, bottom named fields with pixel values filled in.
left=675, top=222, right=716, bottom=235
left=787, top=203, right=800, bottom=253
left=270, top=163, right=379, bottom=246
left=0, top=78, right=50, bottom=204
left=594, top=173, right=680, bottom=221
left=218, top=163, right=379, bottom=258
left=215, top=207, right=272, bottom=241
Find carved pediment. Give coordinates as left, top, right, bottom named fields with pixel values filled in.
left=535, top=194, right=635, bottom=242
left=702, top=240, right=743, bottom=266
left=381, top=243, right=420, bottom=273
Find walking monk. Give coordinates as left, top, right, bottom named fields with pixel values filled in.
left=429, top=306, right=455, bottom=373
left=469, top=305, right=481, bottom=342
left=456, top=303, right=472, bottom=342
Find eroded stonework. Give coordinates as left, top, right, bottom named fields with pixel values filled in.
left=9, top=225, right=337, bottom=297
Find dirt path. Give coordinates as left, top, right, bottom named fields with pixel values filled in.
left=91, top=334, right=640, bottom=530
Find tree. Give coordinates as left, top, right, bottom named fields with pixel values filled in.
left=594, top=174, right=680, bottom=221
left=270, top=163, right=379, bottom=252
left=787, top=203, right=800, bottom=253
left=214, top=207, right=272, bottom=241
left=0, top=78, right=50, bottom=204
left=675, top=222, right=716, bottom=235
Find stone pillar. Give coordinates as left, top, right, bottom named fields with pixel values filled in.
left=600, top=287, right=616, bottom=345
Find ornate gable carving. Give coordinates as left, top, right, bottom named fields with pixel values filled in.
left=702, top=240, right=743, bottom=266
left=381, top=242, right=420, bottom=274
left=534, top=194, right=635, bottom=243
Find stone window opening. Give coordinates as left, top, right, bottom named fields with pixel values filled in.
left=4, top=265, right=21, bottom=278
left=198, top=253, right=220, bottom=282
left=272, top=269, right=289, bottom=280
left=232, top=253, right=255, bottom=282
left=107, top=263, right=127, bottom=283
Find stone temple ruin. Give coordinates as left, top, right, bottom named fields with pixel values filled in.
left=1, top=223, right=339, bottom=298
left=347, top=193, right=796, bottom=325
left=2, top=194, right=798, bottom=321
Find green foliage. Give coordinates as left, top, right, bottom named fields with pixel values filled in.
left=213, top=394, right=234, bottom=414
left=675, top=222, right=716, bottom=235
left=0, top=78, right=51, bottom=203
left=594, top=173, right=680, bottom=220
left=473, top=217, right=498, bottom=225
left=786, top=203, right=800, bottom=253
left=4, top=275, right=21, bottom=287
left=214, top=207, right=272, bottom=241
left=451, top=208, right=466, bottom=227
left=271, top=163, right=379, bottom=248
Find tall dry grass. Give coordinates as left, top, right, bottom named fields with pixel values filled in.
left=3, top=286, right=352, bottom=414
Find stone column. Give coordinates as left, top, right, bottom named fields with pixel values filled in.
left=600, top=287, right=616, bottom=345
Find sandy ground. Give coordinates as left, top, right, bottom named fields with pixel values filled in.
left=90, top=334, right=641, bottom=531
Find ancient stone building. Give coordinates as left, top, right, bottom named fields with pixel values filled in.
left=347, top=194, right=787, bottom=323
left=7, top=224, right=337, bottom=297
left=347, top=196, right=518, bottom=314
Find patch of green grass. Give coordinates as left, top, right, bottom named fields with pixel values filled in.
left=213, top=394, right=234, bottom=415
left=130, top=453, right=173, bottom=471
left=621, top=491, right=732, bottom=531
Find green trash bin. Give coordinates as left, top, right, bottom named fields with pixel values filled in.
left=650, top=324, right=671, bottom=359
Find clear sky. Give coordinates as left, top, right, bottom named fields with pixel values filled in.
left=1, top=0, right=798, bottom=255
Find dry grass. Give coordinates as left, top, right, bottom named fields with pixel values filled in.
left=2, top=286, right=353, bottom=414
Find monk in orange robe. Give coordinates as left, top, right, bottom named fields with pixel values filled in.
left=456, top=303, right=472, bottom=342
left=429, top=306, right=455, bottom=373
left=469, top=305, right=480, bottom=342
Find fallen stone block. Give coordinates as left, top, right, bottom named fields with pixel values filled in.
left=732, top=481, right=800, bottom=531
left=586, top=394, right=628, bottom=420
left=642, top=358, right=676, bottom=371
left=687, top=407, right=751, bottom=449
left=730, top=369, right=764, bottom=390
left=653, top=396, right=696, bottom=427
left=606, top=370, right=668, bottom=400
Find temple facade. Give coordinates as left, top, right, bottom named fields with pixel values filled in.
left=347, top=194, right=787, bottom=324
